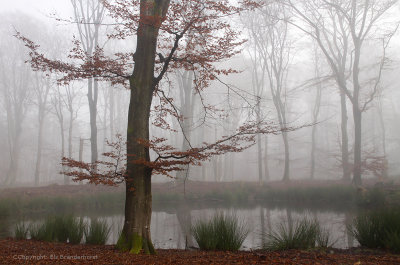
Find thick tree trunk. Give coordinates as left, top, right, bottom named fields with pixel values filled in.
left=117, top=0, right=170, bottom=254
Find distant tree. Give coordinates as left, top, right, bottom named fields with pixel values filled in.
left=51, top=83, right=82, bottom=184
left=244, top=2, right=293, bottom=181
left=310, top=46, right=323, bottom=180
left=33, top=72, right=51, bottom=186
left=18, top=0, right=293, bottom=254
left=70, top=0, right=106, bottom=167
left=287, top=0, right=398, bottom=185
left=0, top=14, right=36, bottom=186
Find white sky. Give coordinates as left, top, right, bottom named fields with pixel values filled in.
left=2, top=0, right=72, bottom=21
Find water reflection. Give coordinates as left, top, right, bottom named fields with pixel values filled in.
left=103, top=206, right=355, bottom=249
left=1, top=205, right=356, bottom=250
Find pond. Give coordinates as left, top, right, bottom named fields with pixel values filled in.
left=0, top=203, right=357, bottom=250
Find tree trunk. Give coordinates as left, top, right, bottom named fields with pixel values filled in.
left=4, top=137, right=20, bottom=186
left=60, top=122, right=69, bottom=185
left=340, top=91, right=350, bottom=181
left=260, top=207, right=265, bottom=247
left=257, top=133, right=263, bottom=184
left=88, top=78, right=98, bottom=165
left=34, top=115, right=45, bottom=186
left=116, top=0, right=170, bottom=254
left=282, top=131, right=290, bottom=182
left=264, top=136, right=270, bottom=181
left=109, top=86, right=115, bottom=140
left=353, top=107, right=362, bottom=186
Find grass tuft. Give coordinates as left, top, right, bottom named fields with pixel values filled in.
left=349, top=208, right=400, bottom=253
left=14, top=222, right=29, bottom=240
left=192, top=212, right=249, bottom=251
left=264, top=218, right=332, bottom=250
left=27, top=216, right=85, bottom=244
left=85, top=218, right=111, bottom=245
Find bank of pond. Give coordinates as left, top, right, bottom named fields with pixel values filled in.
left=1, top=182, right=400, bottom=253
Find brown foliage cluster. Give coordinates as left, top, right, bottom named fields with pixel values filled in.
left=62, top=122, right=293, bottom=184
left=61, top=134, right=126, bottom=186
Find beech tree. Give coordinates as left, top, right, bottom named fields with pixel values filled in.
left=286, top=0, right=398, bottom=185
left=17, top=0, right=292, bottom=254
left=70, top=0, right=106, bottom=166
left=245, top=2, right=293, bottom=181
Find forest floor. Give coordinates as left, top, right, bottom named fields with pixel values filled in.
left=1, top=238, right=400, bottom=265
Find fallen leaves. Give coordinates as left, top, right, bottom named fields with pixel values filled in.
left=1, top=238, right=400, bottom=265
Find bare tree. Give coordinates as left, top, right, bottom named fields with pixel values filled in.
left=247, top=3, right=293, bottom=181
left=175, top=70, right=196, bottom=182
left=70, top=0, right=105, bottom=166
left=287, top=0, right=398, bottom=185
left=310, top=47, right=323, bottom=180
left=33, top=72, right=51, bottom=186
left=51, top=83, right=81, bottom=184
left=0, top=16, right=33, bottom=185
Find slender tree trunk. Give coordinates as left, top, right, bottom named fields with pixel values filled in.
left=176, top=202, right=194, bottom=249
left=78, top=138, right=84, bottom=185
left=264, top=136, right=270, bottom=181
left=88, top=78, right=98, bottom=165
left=34, top=116, right=45, bottom=186
left=282, top=132, right=290, bottom=182
left=60, top=122, right=69, bottom=185
left=260, top=207, right=265, bottom=247
left=109, top=86, right=115, bottom=140
left=310, top=60, right=322, bottom=180
left=117, top=0, right=170, bottom=254
left=377, top=96, right=388, bottom=178
left=5, top=112, right=22, bottom=186
left=340, top=91, right=350, bottom=180
left=68, top=110, right=74, bottom=159
left=257, top=133, right=263, bottom=184
left=5, top=136, right=20, bottom=186
left=352, top=40, right=362, bottom=186
left=353, top=107, right=362, bottom=185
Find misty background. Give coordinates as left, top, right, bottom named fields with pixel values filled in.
left=1, top=0, right=400, bottom=187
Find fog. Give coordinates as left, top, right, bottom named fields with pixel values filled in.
left=1, top=1, right=399, bottom=186
left=2, top=1, right=400, bottom=257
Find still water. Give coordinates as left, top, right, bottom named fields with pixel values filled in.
left=1, top=205, right=356, bottom=250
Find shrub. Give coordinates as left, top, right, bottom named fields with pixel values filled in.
left=14, top=222, right=29, bottom=240
left=85, top=219, right=111, bottom=245
left=192, top=213, right=249, bottom=251
left=349, top=208, right=400, bottom=252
